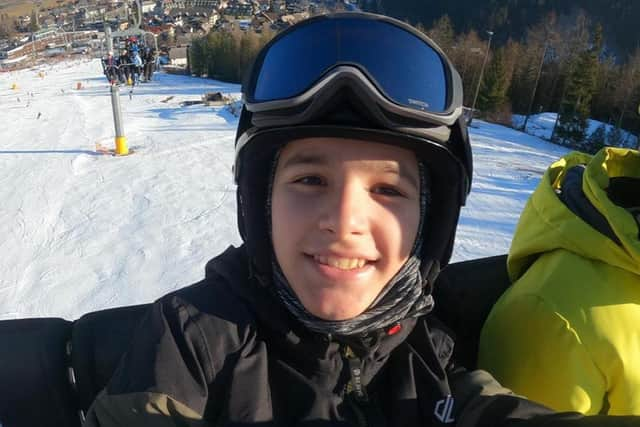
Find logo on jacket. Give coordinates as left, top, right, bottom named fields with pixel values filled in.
left=434, top=395, right=455, bottom=423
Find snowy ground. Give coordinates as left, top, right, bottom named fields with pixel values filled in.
left=454, top=120, right=568, bottom=260
left=0, top=58, right=573, bottom=320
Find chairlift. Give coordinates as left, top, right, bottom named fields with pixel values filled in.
left=106, top=0, right=159, bottom=53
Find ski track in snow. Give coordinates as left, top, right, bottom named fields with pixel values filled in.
left=453, top=122, right=569, bottom=262
left=1, top=59, right=242, bottom=319
left=1, top=59, right=571, bottom=320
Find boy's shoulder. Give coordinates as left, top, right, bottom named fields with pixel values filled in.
left=158, top=245, right=259, bottom=334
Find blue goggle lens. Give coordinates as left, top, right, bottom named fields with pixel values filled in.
left=250, top=18, right=449, bottom=113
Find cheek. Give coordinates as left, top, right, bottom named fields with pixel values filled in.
left=270, top=190, right=289, bottom=253
left=375, top=202, right=421, bottom=257
left=271, top=188, right=311, bottom=254
left=404, top=202, right=422, bottom=246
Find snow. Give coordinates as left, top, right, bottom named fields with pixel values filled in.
left=0, top=58, right=574, bottom=320
left=454, top=120, right=569, bottom=261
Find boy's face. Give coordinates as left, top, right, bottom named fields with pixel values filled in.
left=271, top=138, right=421, bottom=321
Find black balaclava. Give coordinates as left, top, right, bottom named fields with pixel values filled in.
left=266, top=150, right=434, bottom=337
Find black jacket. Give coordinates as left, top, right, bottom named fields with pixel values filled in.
left=85, top=245, right=640, bottom=426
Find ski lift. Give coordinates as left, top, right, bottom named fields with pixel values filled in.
left=106, top=0, right=159, bottom=54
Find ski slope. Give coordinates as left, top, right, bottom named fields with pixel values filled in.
left=0, top=58, right=571, bottom=320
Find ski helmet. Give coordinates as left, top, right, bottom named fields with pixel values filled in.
left=234, top=12, right=473, bottom=280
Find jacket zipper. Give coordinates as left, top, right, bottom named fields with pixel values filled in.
left=343, top=345, right=368, bottom=403
left=342, top=345, right=369, bottom=427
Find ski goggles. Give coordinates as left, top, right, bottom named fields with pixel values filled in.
left=243, top=13, right=464, bottom=132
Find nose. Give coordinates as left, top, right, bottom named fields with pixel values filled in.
left=318, top=179, right=368, bottom=237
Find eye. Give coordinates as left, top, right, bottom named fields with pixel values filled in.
left=293, top=175, right=325, bottom=186
left=372, top=185, right=404, bottom=197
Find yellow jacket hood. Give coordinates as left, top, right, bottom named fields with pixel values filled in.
left=508, top=147, right=640, bottom=282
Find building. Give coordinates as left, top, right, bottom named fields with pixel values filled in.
left=168, top=45, right=188, bottom=65
left=162, top=0, right=221, bottom=10
left=224, top=1, right=253, bottom=16
left=0, top=44, right=30, bottom=68
left=4, top=29, right=99, bottom=58
left=141, top=1, right=156, bottom=13
left=0, top=45, right=29, bottom=62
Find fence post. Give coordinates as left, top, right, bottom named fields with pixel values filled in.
left=110, top=84, right=129, bottom=155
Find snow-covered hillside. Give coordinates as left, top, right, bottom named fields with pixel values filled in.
left=512, top=112, right=638, bottom=147
left=0, top=59, right=572, bottom=320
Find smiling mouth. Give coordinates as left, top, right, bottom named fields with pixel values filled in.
left=312, top=254, right=370, bottom=271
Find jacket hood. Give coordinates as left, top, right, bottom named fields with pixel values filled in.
left=508, top=147, right=640, bottom=281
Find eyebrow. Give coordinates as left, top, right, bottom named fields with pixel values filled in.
left=280, top=152, right=329, bottom=170
left=373, top=162, right=420, bottom=190
left=280, top=152, right=420, bottom=190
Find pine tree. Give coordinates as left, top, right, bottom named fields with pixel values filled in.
left=0, top=16, right=15, bottom=39
left=189, top=38, right=206, bottom=76
left=586, top=124, right=607, bottom=153
left=607, top=125, right=624, bottom=148
left=477, top=47, right=509, bottom=113
left=426, top=15, right=454, bottom=54
left=191, top=28, right=276, bottom=83
left=29, top=9, right=39, bottom=33
left=553, top=23, right=602, bottom=148
left=237, top=30, right=258, bottom=82
left=211, top=30, right=236, bottom=82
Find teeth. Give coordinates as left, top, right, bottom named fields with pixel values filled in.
left=314, top=255, right=366, bottom=270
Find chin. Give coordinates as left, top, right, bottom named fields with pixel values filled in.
left=305, top=300, right=365, bottom=321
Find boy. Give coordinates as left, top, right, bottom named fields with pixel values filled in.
left=86, top=13, right=640, bottom=426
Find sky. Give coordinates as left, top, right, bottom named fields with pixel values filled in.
left=0, top=58, right=573, bottom=321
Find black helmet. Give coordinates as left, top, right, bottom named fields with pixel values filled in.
left=234, top=12, right=473, bottom=280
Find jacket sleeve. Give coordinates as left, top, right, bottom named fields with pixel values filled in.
left=84, top=294, right=218, bottom=427
left=478, top=292, right=605, bottom=414
left=449, top=369, right=640, bottom=427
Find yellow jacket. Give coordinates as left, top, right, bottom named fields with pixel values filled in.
left=478, top=147, right=640, bottom=415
